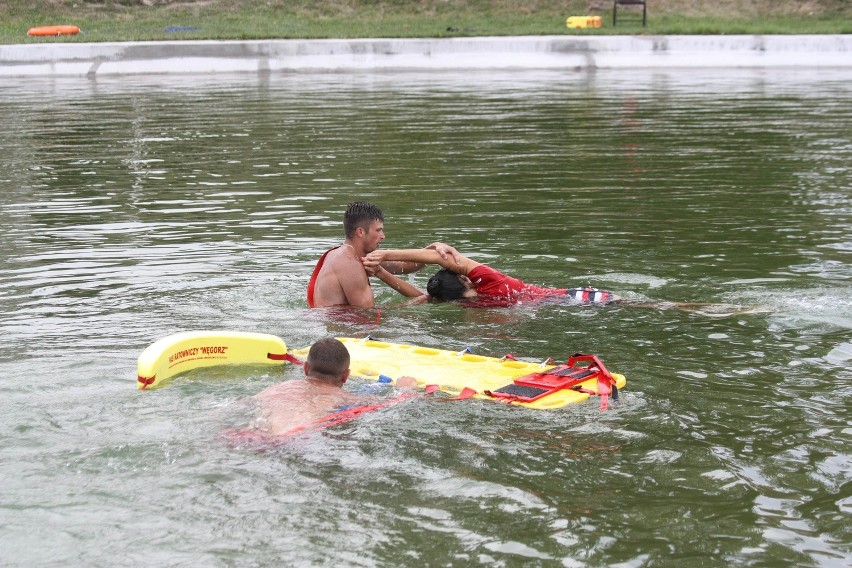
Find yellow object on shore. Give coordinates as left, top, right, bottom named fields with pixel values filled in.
left=27, top=25, right=80, bottom=37
left=566, top=16, right=603, bottom=29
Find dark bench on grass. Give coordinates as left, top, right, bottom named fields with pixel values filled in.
left=613, top=0, right=647, bottom=26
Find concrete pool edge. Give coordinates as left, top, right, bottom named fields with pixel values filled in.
left=1, top=35, right=850, bottom=77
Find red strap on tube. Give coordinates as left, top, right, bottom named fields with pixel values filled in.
left=267, top=352, right=303, bottom=365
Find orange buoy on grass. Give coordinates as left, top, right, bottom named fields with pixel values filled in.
left=27, top=25, right=81, bottom=37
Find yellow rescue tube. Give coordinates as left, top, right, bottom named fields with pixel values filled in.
left=27, top=25, right=81, bottom=37
left=291, top=337, right=627, bottom=410
left=566, top=16, right=602, bottom=29
left=137, top=331, right=289, bottom=390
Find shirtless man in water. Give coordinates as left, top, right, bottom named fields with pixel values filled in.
left=252, top=337, right=358, bottom=434
left=307, top=201, right=460, bottom=308
left=251, top=337, right=417, bottom=435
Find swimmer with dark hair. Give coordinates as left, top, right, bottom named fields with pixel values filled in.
left=363, top=248, right=618, bottom=307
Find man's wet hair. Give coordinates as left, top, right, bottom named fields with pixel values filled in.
left=307, top=337, right=350, bottom=378
left=344, top=201, right=384, bottom=239
left=427, top=269, right=468, bottom=301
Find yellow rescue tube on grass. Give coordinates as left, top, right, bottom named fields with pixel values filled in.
left=137, top=331, right=289, bottom=389
left=566, top=16, right=602, bottom=29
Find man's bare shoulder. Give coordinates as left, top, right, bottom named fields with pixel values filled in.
left=323, top=247, right=361, bottom=270
left=312, top=245, right=375, bottom=307
left=254, top=380, right=304, bottom=401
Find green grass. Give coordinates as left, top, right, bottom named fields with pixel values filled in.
left=2, top=0, right=850, bottom=44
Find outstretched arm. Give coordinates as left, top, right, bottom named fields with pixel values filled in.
left=373, top=266, right=426, bottom=298
left=380, top=242, right=463, bottom=274
left=364, top=248, right=480, bottom=276
left=426, top=242, right=463, bottom=266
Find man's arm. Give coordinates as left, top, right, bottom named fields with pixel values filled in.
left=364, top=248, right=479, bottom=276
left=373, top=266, right=426, bottom=298
left=380, top=259, right=422, bottom=275
left=381, top=242, right=462, bottom=274
left=335, top=258, right=376, bottom=308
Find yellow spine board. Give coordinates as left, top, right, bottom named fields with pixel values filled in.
left=291, top=337, right=626, bottom=410
left=136, top=331, right=288, bottom=389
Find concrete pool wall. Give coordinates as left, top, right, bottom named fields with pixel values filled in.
left=0, top=35, right=850, bottom=77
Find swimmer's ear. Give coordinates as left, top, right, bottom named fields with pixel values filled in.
left=303, top=362, right=311, bottom=377
left=341, top=369, right=350, bottom=385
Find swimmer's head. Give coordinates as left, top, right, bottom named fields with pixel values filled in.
left=306, top=337, right=351, bottom=384
left=426, top=269, right=476, bottom=301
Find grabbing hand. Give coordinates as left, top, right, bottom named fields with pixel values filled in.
left=427, top=242, right=462, bottom=265
left=361, top=251, right=386, bottom=274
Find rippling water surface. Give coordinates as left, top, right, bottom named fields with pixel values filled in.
left=1, top=68, right=850, bottom=567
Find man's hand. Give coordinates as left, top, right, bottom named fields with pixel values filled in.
left=362, top=250, right=386, bottom=273
left=427, top=242, right=462, bottom=265
left=404, top=294, right=431, bottom=306
left=363, top=259, right=380, bottom=276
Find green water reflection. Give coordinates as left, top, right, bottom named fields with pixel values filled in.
left=0, top=69, right=849, bottom=566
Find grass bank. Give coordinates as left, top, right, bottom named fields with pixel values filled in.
left=3, top=0, right=851, bottom=44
